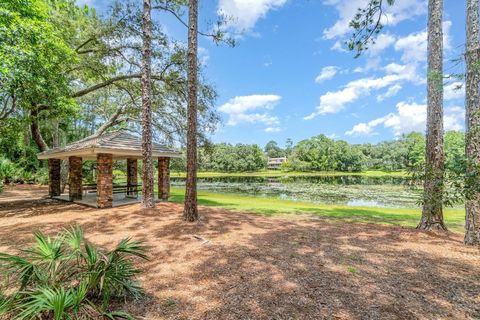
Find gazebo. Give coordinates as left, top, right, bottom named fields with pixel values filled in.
left=37, top=131, right=181, bottom=208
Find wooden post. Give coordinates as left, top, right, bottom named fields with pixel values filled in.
left=127, top=159, right=138, bottom=197
left=158, top=157, right=170, bottom=201
left=48, top=159, right=61, bottom=197
left=96, top=153, right=113, bottom=208
left=68, top=156, right=82, bottom=201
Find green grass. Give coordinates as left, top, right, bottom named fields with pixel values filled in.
left=170, top=170, right=407, bottom=178
left=169, top=188, right=465, bottom=233
left=347, top=266, right=358, bottom=274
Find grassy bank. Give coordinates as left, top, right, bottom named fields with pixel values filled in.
left=169, top=188, right=464, bottom=233
left=170, top=170, right=408, bottom=178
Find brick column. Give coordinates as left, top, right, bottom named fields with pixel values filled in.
left=158, top=157, right=170, bottom=201
left=96, top=153, right=113, bottom=208
left=48, top=159, right=61, bottom=197
left=68, top=156, right=82, bottom=201
left=126, top=159, right=138, bottom=197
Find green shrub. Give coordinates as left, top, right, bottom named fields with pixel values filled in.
left=112, top=169, right=127, bottom=184
left=0, top=226, right=148, bottom=319
left=32, top=167, right=49, bottom=185
left=280, top=161, right=293, bottom=172
left=0, top=157, right=18, bottom=183
left=0, top=157, right=48, bottom=185
left=286, top=159, right=313, bottom=172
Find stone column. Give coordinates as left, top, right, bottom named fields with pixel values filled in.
left=68, top=156, right=82, bottom=201
left=96, top=153, right=113, bottom=208
left=48, top=158, right=61, bottom=197
left=126, top=159, right=138, bottom=197
left=158, top=157, right=170, bottom=201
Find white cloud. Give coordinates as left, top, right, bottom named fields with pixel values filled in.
left=305, top=67, right=417, bottom=119
left=353, top=56, right=381, bottom=73
left=323, top=0, right=426, bottom=40
left=218, top=0, right=287, bottom=32
left=444, top=106, right=465, bottom=131
left=345, top=102, right=465, bottom=136
left=379, top=0, right=427, bottom=25
left=368, top=34, right=396, bottom=56
left=377, top=84, right=402, bottom=102
left=219, top=94, right=281, bottom=127
left=315, top=66, right=339, bottom=83
left=346, top=122, right=377, bottom=136
left=198, top=47, right=210, bottom=66
left=381, top=102, right=427, bottom=135
left=394, top=30, right=427, bottom=63
left=227, top=113, right=279, bottom=126
left=352, top=34, right=394, bottom=73
left=354, top=22, right=452, bottom=76
left=444, top=82, right=464, bottom=101
left=322, top=0, right=370, bottom=40
left=394, top=21, right=452, bottom=63
left=265, top=127, right=281, bottom=133
left=443, top=21, right=453, bottom=50
left=331, top=40, right=348, bottom=52
left=384, top=62, right=407, bottom=74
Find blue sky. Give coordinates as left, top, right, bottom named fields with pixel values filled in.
left=81, top=0, right=467, bottom=148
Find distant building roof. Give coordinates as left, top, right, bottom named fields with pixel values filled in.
left=267, top=157, right=287, bottom=170
left=267, top=157, right=287, bottom=163
left=37, top=131, right=181, bottom=160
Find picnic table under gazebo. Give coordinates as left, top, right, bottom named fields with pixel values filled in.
left=37, top=131, right=181, bottom=208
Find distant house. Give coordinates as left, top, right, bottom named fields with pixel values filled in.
left=267, top=157, right=287, bottom=170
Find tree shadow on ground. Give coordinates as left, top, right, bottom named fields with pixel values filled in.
left=133, top=213, right=480, bottom=319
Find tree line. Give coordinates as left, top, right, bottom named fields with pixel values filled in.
left=168, top=131, right=466, bottom=174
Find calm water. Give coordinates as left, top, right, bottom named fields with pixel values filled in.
left=171, top=175, right=422, bottom=208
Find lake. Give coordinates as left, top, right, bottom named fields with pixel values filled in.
left=171, top=175, right=422, bottom=208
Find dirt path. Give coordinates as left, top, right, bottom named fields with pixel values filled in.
left=1, top=185, right=480, bottom=319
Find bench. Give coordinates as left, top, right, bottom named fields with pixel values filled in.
left=82, top=184, right=142, bottom=198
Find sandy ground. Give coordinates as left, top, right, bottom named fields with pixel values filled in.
left=1, top=185, right=480, bottom=320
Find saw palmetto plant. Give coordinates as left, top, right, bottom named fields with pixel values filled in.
left=0, top=226, right=148, bottom=319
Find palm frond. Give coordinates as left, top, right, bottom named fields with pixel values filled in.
left=17, top=287, right=75, bottom=320
left=103, top=310, right=135, bottom=320
left=83, top=241, right=98, bottom=268
left=63, top=225, right=84, bottom=254
left=0, top=291, right=12, bottom=315
left=26, top=231, right=65, bottom=265
left=110, top=238, right=149, bottom=260
left=0, top=252, right=38, bottom=289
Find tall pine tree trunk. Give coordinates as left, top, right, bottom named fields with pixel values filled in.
left=141, top=0, right=155, bottom=208
left=418, top=0, right=447, bottom=231
left=183, top=0, right=199, bottom=222
left=464, top=0, right=480, bottom=245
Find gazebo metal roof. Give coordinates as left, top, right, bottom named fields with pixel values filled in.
left=37, top=131, right=181, bottom=160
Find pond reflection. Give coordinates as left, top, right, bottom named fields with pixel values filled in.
left=171, top=175, right=421, bottom=208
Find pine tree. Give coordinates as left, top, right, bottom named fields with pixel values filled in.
left=464, top=0, right=480, bottom=244
left=417, top=0, right=447, bottom=231
left=141, top=0, right=155, bottom=208
left=183, top=0, right=199, bottom=221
